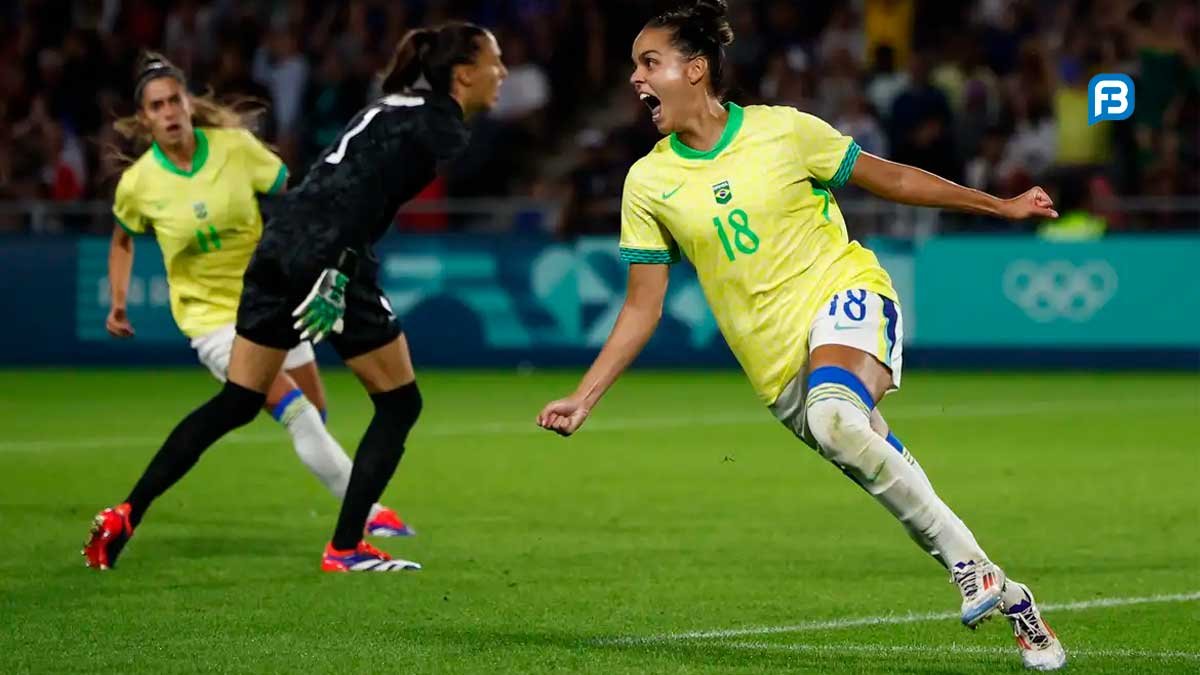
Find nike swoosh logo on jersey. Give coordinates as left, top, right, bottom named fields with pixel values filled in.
left=834, top=321, right=863, bottom=330
left=661, top=183, right=685, bottom=200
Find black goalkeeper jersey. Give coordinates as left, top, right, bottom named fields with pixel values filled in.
left=267, top=89, right=470, bottom=260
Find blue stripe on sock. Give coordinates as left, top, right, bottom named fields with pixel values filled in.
left=807, top=366, right=875, bottom=410
left=885, top=431, right=904, bottom=454
left=271, top=388, right=304, bottom=421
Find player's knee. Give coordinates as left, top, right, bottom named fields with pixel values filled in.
left=803, top=367, right=877, bottom=470
left=806, top=398, right=874, bottom=464
left=214, top=380, right=267, bottom=429
left=370, top=381, right=422, bottom=439
left=269, top=388, right=309, bottom=425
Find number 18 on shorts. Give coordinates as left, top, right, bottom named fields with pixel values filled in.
left=810, top=289, right=905, bottom=389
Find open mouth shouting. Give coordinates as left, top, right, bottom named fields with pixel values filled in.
left=640, top=92, right=663, bottom=124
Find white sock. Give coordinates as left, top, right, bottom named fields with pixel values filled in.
left=806, top=388, right=987, bottom=569
left=274, top=391, right=353, bottom=497
left=885, top=433, right=985, bottom=565
left=273, top=391, right=389, bottom=521
left=1001, top=578, right=1030, bottom=608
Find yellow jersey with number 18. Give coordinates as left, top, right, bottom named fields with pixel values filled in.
left=113, top=127, right=288, bottom=338
left=619, top=103, right=896, bottom=405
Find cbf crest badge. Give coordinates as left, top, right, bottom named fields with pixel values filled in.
left=192, top=202, right=208, bottom=219
left=712, top=180, right=732, bottom=204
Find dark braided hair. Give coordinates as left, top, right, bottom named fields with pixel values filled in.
left=646, top=0, right=735, bottom=93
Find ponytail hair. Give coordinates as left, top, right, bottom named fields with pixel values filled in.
left=379, top=22, right=489, bottom=95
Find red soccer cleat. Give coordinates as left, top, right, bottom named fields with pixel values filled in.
left=82, top=503, right=134, bottom=570
left=365, top=507, right=416, bottom=537
left=321, top=540, right=421, bottom=572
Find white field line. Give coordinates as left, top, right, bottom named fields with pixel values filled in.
left=721, top=641, right=1200, bottom=662
left=608, top=591, right=1200, bottom=645
left=1, top=396, right=1194, bottom=453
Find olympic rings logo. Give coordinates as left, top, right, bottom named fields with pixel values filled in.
left=1002, top=259, right=1118, bottom=323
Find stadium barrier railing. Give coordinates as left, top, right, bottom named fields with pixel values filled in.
left=4, top=197, right=1198, bottom=238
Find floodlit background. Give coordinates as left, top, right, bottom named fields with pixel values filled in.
left=1, top=1, right=1196, bottom=673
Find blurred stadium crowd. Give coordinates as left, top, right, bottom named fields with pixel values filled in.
left=1, top=0, right=1196, bottom=235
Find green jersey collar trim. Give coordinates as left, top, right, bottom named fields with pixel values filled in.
left=152, top=128, right=209, bottom=178
left=669, top=102, right=744, bottom=161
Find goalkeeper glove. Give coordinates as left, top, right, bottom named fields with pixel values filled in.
left=292, top=268, right=349, bottom=344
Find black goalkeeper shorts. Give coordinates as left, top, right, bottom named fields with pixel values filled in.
left=236, top=243, right=401, bottom=361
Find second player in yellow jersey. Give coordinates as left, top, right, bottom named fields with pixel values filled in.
left=113, top=126, right=287, bottom=338
left=619, top=101, right=895, bottom=403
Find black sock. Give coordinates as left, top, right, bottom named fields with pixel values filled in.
left=126, top=381, right=265, bottom=527
left=330, top=382, right=422, bottom=550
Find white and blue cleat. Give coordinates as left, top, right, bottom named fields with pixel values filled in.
left=1002, top=581, right=1068, bottom=671
left=951, top=558, right=1006, bottom=628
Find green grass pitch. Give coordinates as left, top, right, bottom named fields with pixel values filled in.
left=0, top=368, right=1197, bottom=673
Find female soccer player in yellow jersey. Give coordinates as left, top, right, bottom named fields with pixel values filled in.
left=537, top=2, right=1065, bottom=670
left=100, top=53, right=412, bottom=541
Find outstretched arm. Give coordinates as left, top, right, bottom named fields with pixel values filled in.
left=106, top=225, right=135, bottom=338
left=536, top=263, right=669, bottom=436
left=850, top=151, right=1058, bottom=220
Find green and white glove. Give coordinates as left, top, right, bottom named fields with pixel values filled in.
left=291, top=268, right=349, bottom=344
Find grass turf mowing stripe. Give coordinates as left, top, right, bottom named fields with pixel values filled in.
left=607, top=591, right=1200, bottom=644
left=0, top=396, right=1192, bottom=453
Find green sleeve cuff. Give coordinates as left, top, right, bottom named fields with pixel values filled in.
left=619, top=246, right=680, bottom=264
left=827, top=140, right=861, bottom=189
left=114, top=216, right=138, bottom=235
left=266, top=165, right=289, bottom=195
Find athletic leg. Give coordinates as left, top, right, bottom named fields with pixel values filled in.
left=772, top=290, right=1011, bottom=627
left=124, top=337, right=285, bottom=525
left=265, top=368, right=354, bottom=499
left=280, top=354, right=409, bottom=534
left=869, top=409, right=980, bottom=550
left=286, top=358, right=328, bottom=420
left=804, top=344, right=1004, bottom=627
left=191, top=327, right=356, bottom=501
left=806, top=344, right=989, bottom=567
left=867, top=381, right=1066, bottom=665
left=269, top=346, right=350, bottom=498
left=329, top=334, right=420, bottom=551
left=294, top=265, right=425, bottom=571
left=82, top=337, right=285, bottom=570
left=85, top=242, right=308, bottom=570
